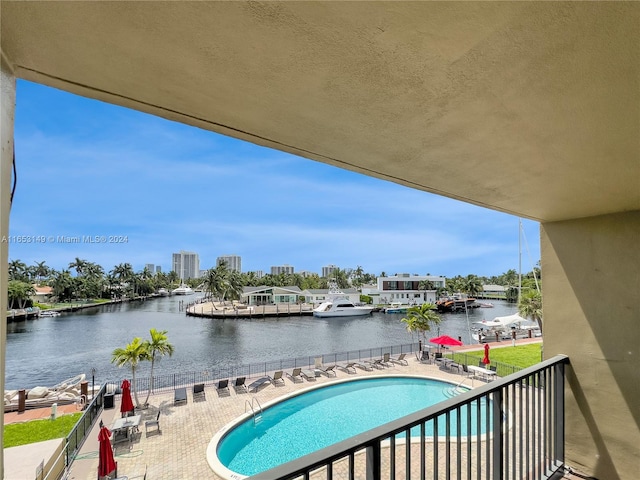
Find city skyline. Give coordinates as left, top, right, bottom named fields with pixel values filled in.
left=9, top=80, right=541, bottom=278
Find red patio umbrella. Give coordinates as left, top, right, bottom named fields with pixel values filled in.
left=429, top=335, right=463, bottom=347
left=482, top=343, right=491, bottom=365
left=98, top=425, right=117, bottom=479
left=120, top=379, right=134, bottom=417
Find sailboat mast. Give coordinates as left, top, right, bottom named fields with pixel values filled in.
left=518, top=218, right=522, bottom=305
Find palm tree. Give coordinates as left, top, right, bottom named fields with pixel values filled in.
left=204, top=262, right=230, bottom=301
left=33, top=261, right=50, bottom=282
left=8, top=259, right=27, bottom=281
left=68, top=257, right=88, bottom=277
left=401, top=303, right=442, bottom=344
left=111, top=337, right=150, bottom=408
left=519, top=289, right=543, bottom=334
left=8, top=280, right=35, bottom=309
left=464, top=274, right=483, bottom=297
left=142, top=329, right=174, bottom=405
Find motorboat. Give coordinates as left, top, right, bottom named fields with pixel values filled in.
left=435, top=293, right=478, bottom=312
left=471, top=313, right=540, bottom=342
left=384, top=302, right=410, bottom=314
left=40, top=310, right=61, bottom=317
left=157, top=288, right=170, bottom=296
left=172, top=284, right=194, bottom=295
left=313, top=282, right=374, bottom=318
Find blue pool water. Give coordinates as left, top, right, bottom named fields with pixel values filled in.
left=216, top=376, right=490, bottom=477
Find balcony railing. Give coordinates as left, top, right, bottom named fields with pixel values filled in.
left=250, top=354, right=569, bottom=480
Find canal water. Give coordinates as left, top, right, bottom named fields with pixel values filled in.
left=5, top=296, right=518, bottom=390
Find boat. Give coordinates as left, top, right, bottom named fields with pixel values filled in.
left=435, top=293, right=478, bottom=312
left=40, top=310, right=61, bottom=317
left=157, top=288, right=170, bottom=296
left=172, top=284, right=194, bottom=295
left=471, top=313, right=540, bottom=342
left=313, top=282, right=374, bottom=318
left=384, top=302, right=410, bottom=314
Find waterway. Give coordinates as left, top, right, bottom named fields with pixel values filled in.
left=5, top=296, right=518, bottom=390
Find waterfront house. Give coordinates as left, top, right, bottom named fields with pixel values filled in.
left=241, top=285, right=303, bottom=306
left=376, top=274, right=445, bottom=305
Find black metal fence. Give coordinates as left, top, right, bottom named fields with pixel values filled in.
left=64, top=383, right=107, bottom=466
left=119, top=342, right=421, bottom=396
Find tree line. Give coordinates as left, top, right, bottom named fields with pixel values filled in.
left=7, top=257, right=542, bottom=310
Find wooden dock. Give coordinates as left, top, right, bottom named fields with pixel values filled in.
left=186, top=302, right=314, bottom=319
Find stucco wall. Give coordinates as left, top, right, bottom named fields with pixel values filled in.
left=541, top=211, right=640, bottom=479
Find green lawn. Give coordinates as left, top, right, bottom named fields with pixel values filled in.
left=452, top=343, right=543, bottom=369
left=4, top=413, right=82, bottom=448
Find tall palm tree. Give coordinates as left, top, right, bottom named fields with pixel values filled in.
left=68, top=257, right=88, bottom=277
left=519, top=289, right=543, bottom=334
left=33, top=261, right=50, bottom=282
left=142, top=329, right=174, bottom=405
left=401, top=303, right=442, bottom=344
left=111, top=337, right=150, bottom=408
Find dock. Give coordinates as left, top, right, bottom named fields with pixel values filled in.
left=186, top=301, right=314, bottom=319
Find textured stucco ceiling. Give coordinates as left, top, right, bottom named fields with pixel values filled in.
left=1, top=1, right=638, bottom=222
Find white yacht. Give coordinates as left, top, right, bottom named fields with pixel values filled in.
left=172, top=284, right=194, bottom=295
left=313, top=282, right=374, bottom=318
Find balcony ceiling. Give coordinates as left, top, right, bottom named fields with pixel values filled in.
left=2, top=1, right=638, bottom=223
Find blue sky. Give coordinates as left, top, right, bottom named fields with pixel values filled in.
left=9, top=80, right=540, bottom=278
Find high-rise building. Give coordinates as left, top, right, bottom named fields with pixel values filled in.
left=172, top=251, right=200, bottom=280
left=155, top=266, right=162, bottom=274
left=217, top=254, right=242, bottom=273
left=145, top=263, right=155, bottom=274
left=271, top=264, right=294, bottom=275
left=322, top=264, right=339, bottom=278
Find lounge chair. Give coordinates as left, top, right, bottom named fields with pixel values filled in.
left=286, top=368, right=304, bottom=383
left=355, top=361, right=373, bottom=372
left=366, top=359, right=385, bottom=370
left=271, top=370, right=285, bottom=386
left=336, top=362, right=357, bottom=374
left=145, top=411, right=161, bottom=436
left=248, top=376, right=272, bottom=393
left=301, top=369, right=317, bottom=381
left=417, top=350, right=431, bottom=363
left=390, top=353, right=409, bottom=366
left=216, top=379, right=230, bottom=396
left=380, top=353, right=393, bottom=367
left=174, top=387, right=187, bottom=405
left=193, top=383, right=205, bottom=401
left=233, top=376, right=248, bottom=393
left=317, top=364, right=337, bottom=377
left=314, top=357, right=337, bottom=377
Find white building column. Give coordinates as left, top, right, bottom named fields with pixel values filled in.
left=0, top=51, right=16, bottom=478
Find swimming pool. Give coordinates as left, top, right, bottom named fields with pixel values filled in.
left=208, top=376, right=490, bottom=478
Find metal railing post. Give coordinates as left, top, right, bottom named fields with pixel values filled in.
left=492, top=389, right=503, bottom=480
left=554, top=362, right=565, bottom=467
left=366, top=440, right=381, bottom=480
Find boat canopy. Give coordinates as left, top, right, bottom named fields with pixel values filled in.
left=473, top=313, right=530, bottom=330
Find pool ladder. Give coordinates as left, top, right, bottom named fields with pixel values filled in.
left=443, top=378, right=472, bottom=398
left=245, top=396, right=263, bottom=425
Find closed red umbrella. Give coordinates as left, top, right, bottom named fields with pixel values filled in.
left=482, top=343, right=491, bottom=365
left=98, top=425, right=117, bottom=479
left=120, top=379, right=134, bottom=416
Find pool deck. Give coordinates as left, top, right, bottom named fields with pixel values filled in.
left=7, top=338, right=586, bottom=480
left=65, top=355, right=481, bottom=480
